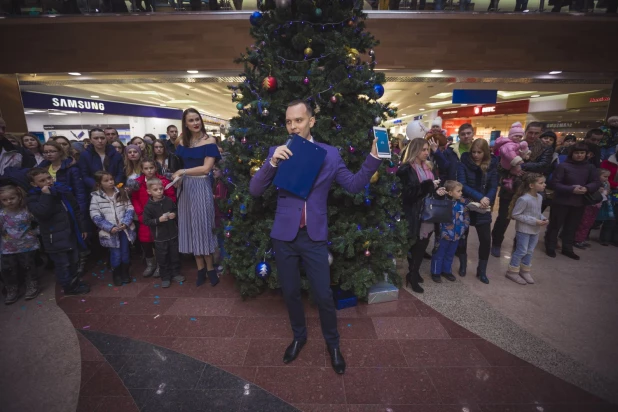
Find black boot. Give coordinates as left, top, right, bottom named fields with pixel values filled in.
left=476, top=260, right=489, bottom=284
left=406, top=273, right=424, bottom=294
left=120, top=262, right=131, bottom=284
left=458, top=253, right=467, bottom=277
left=207, top=269, right=219, bottom=287
left=112, top=266, right=123, bottom=286
left=196, top=268, right=207, bottom=287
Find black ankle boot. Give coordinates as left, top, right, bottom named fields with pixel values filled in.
left=458, top=253, right=467, bottom=276
left=207, top=269, right=219, bottom=286
left=120, top=263, right=131, bottom=284
left=406, top=273, right=424, bottom=294
left=196, top=268, right=207, bottom=287
left=476, top=260, right=489, bottom=284
left=112, top=266, right=123, bottom=286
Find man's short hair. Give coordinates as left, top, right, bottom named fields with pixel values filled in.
left=458, top=123, right=473, bottom=134
left=27, top=167, right=50, bottom=183
left=146, top=177, right=163, bottom=189
left=167, top=125, right=177, bottom=132
left=287, top=100, right=314, bottom=117
left=104, top=127, right=118, bottom=134
left=585, top=128, right=604, bottom=140
left=525, top=121, right=543, bottom=131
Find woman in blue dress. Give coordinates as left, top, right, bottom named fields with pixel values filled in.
left=171, top=108, right=221, bottom=287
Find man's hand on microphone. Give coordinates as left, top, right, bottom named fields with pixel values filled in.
left=271, top=145, right=293, bottom=166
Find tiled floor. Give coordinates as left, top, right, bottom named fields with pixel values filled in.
left=63, top=259, right=618, bottom=412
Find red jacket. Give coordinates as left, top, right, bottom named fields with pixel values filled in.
left=601, top=155, right=618, bottom=190
left=131, top=174, right=176, bottom=242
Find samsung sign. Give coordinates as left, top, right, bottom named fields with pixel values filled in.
left=21, top=91, right=182, bottom=120
left=52, top=97, right=106, bottom=111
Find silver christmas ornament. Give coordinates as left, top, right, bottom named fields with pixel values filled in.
left=368, top=49, right=375, bottom=57
left=275, top=0, right=291, bottom=8
left=374, top=116, right=382, bottom=125
left=261, top=108, right=269, bottom=116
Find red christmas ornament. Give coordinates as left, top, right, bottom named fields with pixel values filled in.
left=330, top=95, right=338, bottom=104
left=225, top=231, right=231, bottom=238
left=364, top=249, right=371, bottom=257
left=262, top=76, right=277, bottom=92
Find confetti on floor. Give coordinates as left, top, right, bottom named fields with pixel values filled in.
left=155, top=296, right=160, bottom=299
left=108, top=284, right=113, bottom=287
left=82, top=325, right=90, bottom=329
left=85, top=309, right=92, bottom=313
left=81, top=299, right=85, bottom=302
left=190, top=317, right=197, bottom=321
left=154, top=284, right=160, bottom=288
left=154, top=314, right=160, bottom=319
left=113, top=288, right=119, bottom=291
left=153, top=301, right=160, bottom=305
left=179, top=282, right=183, bottom=285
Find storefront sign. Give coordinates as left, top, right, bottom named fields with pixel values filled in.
left=566, top=90, right=612, bottom=109
left=444, top=119, right=472, bottom=136
left=438, top=100, right=529, bottom=119
left=21, top=92, right=183, bottom=120
left=541, top=120, right=604, bottom=130
left=452, top=89, right=497, bottom=104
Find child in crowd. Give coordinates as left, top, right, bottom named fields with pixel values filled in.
left=0, top=185, right=40, bottom=304
left=506, top=173, right=548, bottom=285
left=131, top=159, right=176, bottom=278
left=597, top=168, right=616, bottom=246
left=573, top=169, right=609, bottom=249
left=494, top=122, right=531, bottom=190
left=26, top=168, right=90, bottom=295
left=124, top=144, right=143, bottom=193
left=143, top=178, right=184, bottom=288
left=430, top=181, right=470, bottom=283
left=212, top=165, right=229, bottom=273
left=90, top=171, right=136, bottom=287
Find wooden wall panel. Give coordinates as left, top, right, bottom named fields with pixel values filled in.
left=0, top=12, right=616, bottom=74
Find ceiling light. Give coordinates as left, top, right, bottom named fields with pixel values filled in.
left=431, top=69, right=443, bottom=73
left=549, top=71, right=562, bottom=75
left=27, top=109, right=46, bottom=113
left=159, top=104, right=167, bottom=107
left=430, top=92, right=453, bottom=99
left=419, top=108, right=425, bottom=111
left=187, top=70, right=199, bottom=74
left=426, top=100, right=453, bottom=107
left=90, top=95, right=99, bottom=98
left=49, top=112, right=67, bottom=116
left=166, top=100, right=198, bottom=104
left=531, top=94, right=541, bottom=98
left=68, top=72, right=81, bottom=76
left=497, top=91, right=535, bottom=98
left=460, top=104, right=468, bottom=106
left=401, top=113, right=407, bottom=116
left=119, top=91, right=160, bottom=95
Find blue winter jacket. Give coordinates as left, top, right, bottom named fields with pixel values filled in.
left=39, top=158, right=88, bottom=216
left=78, top=145, right=125, bottom=190
left=457, top=152, right=498, bottom=226
left=431, top=147, right=459, bottom=183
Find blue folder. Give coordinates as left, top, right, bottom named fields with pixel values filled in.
left=273, top=134, right=327, bottom=199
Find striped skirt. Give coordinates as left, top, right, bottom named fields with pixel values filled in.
left=178, top=175, right=218, bottom=256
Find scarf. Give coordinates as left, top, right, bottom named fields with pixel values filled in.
left=30, top=182, right=86, bottom=249
left=412, top=162, right=434, bottom=182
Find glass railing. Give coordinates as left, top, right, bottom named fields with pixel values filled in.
left=1, top=0, right=615, bottom=15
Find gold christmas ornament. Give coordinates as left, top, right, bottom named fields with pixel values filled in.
left=304, top=47, right=313, bottom=57
left=250, top=165, right=261, bottom=176
left=370, top=171, right=379, bottom=184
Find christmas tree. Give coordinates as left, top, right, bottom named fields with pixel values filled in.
left=222, top=0, right=407, bottom=298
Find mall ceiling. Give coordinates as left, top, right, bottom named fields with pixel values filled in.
left=18, top=70, right=613, bottom=121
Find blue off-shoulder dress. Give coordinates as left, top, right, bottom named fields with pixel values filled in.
left=176, top=143, right=221, bottom=255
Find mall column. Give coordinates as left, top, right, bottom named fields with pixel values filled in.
left=0, top=75, right=28, bottom=133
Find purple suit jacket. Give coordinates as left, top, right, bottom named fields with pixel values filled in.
left=249, top=142, right=382, bottom=242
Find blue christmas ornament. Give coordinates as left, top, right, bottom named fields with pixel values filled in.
left=250, top=11, right=263, bottom=26
left=240, top=204, right=247, bottom=215
left=373, top=84, right=385, bottom=99
left=255, top=261, right=271, bottom=279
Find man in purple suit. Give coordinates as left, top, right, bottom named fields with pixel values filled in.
left=249, top=100, right=382, bottom=374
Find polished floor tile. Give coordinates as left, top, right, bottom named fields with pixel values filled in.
left=399, top=339, right=490, bottom=367
left=67, top=313, right=112, bottom=331
left=435, top=315, right=480, bottom=339
left=99, top=314, right=175, bottom=338
left=78, top=333, right=105, bottom=362
left=117, top=352, right=205, bottom=390
left=254, top=367, right=345, bottom=404
left=76, top=396, right=103, bottom=412
left=80, top=361, right=104, bottom=389
left=196, top=364, right=252, bottom=390
left=164, top=315, right=240, bottom=337
left=93, top=396, right=140, bottom=412
left=294, top=404, right=348, bottom=412
left=471, top=340, right=531, bottom=367
left=170, top=337, right=250, bottom=366
left=235, top=317, right=292, bottom=339
left=164, top=297, right=236, bottom=316
left=57, top=296, right=116, bottom=314
left=362, top=299, right=421, bottom=317
left=308, top=317, right=378, bottom=340
left=239, top=386, right=301, bottom=412
left=104, top=297, right=178, bottom=315
left=344, top=367, right=439, bottom=405
left=347, top=405, right=481, bottom=412
left=372, top=317, right=450, bottom=339
left=140, top=389, right=242, bottom=412
left=243, top=338, right=326, bottom=367
left=80, top=362, right=131, bottom=397
left=340, top=339, right=406, bottom=367
left=427, top=367, right=532, bottom=405
left=228, top=298, right=290, bottom=317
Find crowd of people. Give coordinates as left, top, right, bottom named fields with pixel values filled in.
left=397, top=115, right=618, bottom=293
left=0, top=109, right=227, bottom=305
left=1, top=110, right=617, bottom=304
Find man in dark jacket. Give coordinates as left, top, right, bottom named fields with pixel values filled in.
left=78, top=128, right=125, bottom=190
left=491, top=122, right=553, bottom=256
left=583, top=128, right=603, bottom=168
left=26, top=168, right=90, bottom=295
left=142, top=178, right=184, bottom=289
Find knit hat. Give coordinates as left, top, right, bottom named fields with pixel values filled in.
left=562, top=134, right=577, bottom=143
left=125, top=144, right=141, bottom=155
left=539, top=131, right=557, bottom=140
left=405, top=120, right=428, bottom=141
left=508, top=122, right=525, bottom=139
left=431, top=116, right=443, bottom=128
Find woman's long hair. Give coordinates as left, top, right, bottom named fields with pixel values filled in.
left=124, top=146, right=142, bottom=177
left=42, top=140, right=68, bottom=161
left=181, top=108, right=207, bottom=148
left=401, top=138, right=432, bottom=170
left=508, top=172, right=544, bottom=219
left=93, top=171, right=130, bottom=203
left=153, top=138, right=169, bottom=162
left=470, top=138, right=491, bottom=173
left=20, top=133, right=42, bottom=154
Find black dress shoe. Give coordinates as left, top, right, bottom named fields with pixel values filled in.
left=327, top=346, right=346, bottom=374
left=442, top=272, right=456, bottom=282
left=283, top=340, right=306, bottom=364
left=561, top=250, right=580, bottom=260
left=423, top=252, right=432, bottom=260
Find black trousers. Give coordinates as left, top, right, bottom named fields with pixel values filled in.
left=407, top=235, right=432, bottom=276
left=491, top=192, right=513, bottom=248
left=272, top=228, right=339, bottom=347
left=1, top=251, right=37, bottom=286
left=154, top=238, right=180, bottom=282
left=545, top=203, right=585, bottom=253
left=457, top=223, right=492, bottom=261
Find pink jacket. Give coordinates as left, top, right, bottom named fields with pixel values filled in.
left=494, top=137, right=529, bottom=171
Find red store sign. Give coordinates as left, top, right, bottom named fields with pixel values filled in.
left=438, top=100, right=530, bottom=119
